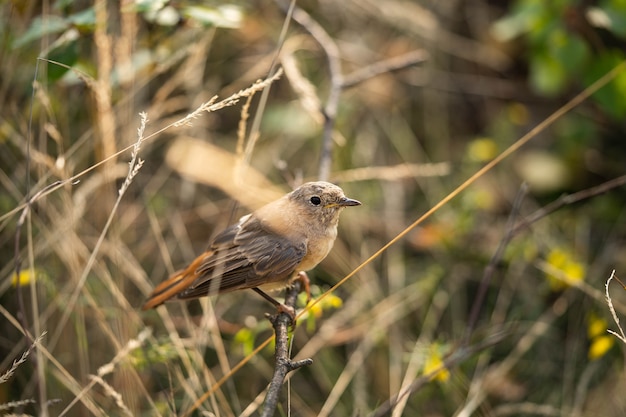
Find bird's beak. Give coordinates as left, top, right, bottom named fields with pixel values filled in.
left=338, top=197, right=361, bottom=207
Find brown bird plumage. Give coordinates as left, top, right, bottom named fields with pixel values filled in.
left=142, top=181, right=361, bottom=310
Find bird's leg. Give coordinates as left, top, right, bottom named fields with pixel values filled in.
left=295, top=271, right=311, bottom=304
left=251, top=287, right=296, bottom=322
left=251, top=287, right=282, bottom=307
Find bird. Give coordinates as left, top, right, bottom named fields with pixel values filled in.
left=141, top=181, right=361, bottom=314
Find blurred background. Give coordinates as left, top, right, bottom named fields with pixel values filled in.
left=1, top=0, right=626, bottom=416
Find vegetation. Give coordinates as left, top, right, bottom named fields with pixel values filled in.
left=1, top=0, right=626, bottom=416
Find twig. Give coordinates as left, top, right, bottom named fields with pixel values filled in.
left=331, top=162, right=449, bottom=182
left=464, top=183, right=528, bottom=345
left=511, top=175, right=626, bottom=236
left=278, top=2, right=429, bottom=182
left=244, top=0, right=295, bottom=172
left=261, top=280, right=313, bottom=417
left=341, top=49, right=429, bottom=89
left=605, top=270, right=626, bottom=344
left=285, top=5, right=342, bottom=182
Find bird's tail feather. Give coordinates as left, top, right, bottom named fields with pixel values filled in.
left=142, top=270, right=193, bottom=310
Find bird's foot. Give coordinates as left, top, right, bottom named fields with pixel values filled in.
left=276, top=303, right=297, bottom=324
left=253, top=287, right=297, bottom=327
left=295, top=271, right=311, bottom=305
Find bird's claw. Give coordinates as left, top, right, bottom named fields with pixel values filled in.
left=295, top=271, right=311, bottom=305
left=269, top=303, right=297, bottom=330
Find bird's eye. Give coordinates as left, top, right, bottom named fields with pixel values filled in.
left=310, top=196, right=322, bottom=206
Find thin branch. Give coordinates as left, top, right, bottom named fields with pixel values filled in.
left=244, top=0, right=295, bottom=171
left=341, top=49, right=429, bottom=89
left=261, top=280, right=313, bottom=417
left=286, top=5, right=342, bottom=182
left=511, top=174, right=626, bottom=236
left=464, top=183, right=528, bottom=345
left=605, top=270, right=626, bottom=344
left=278, top=3, right=429, bottom=182
left=331, top=162, right=450, bottom=182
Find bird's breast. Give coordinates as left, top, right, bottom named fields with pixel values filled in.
left=297, top=226, right=338, bottom=271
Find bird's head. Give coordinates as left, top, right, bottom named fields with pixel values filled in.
left=288, top=181, right=361, bottom=228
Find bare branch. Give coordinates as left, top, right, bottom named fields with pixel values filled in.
left=261, top=280, right=313, bottom=417
left=605, top=270, right=626, bottom=344
left=464, top=183, right=528, bottom=344
left=341, top=49, right=429, bottom=89
left=285, top=5, right=342, bottom=182
left=512, top=175, right=626, bottom=236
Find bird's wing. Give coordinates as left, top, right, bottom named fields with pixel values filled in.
left=141, top=220, right=252, bottom=309
left=175, top=215, right=306, bottom=300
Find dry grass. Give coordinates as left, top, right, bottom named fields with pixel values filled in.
left=2, top=1, right=626, bottom=417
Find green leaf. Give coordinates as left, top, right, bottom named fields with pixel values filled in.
left=133, top=0, right=169, bottom=14
left=549, top=29, right=590, bottom=76
left=585, top=50, right=626, bottom=119
left=46, top=40, right=78, bottom=82
left=12, top=16, right=69, bottom=49
left=491, top=0, right=546, bottom=41
left=67, top=7, right=96, bottom=29
left=530, top=52, right=568, bottom=96
left=182, top=5, right=243, bottom=28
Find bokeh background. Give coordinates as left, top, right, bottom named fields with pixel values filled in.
left=2, top=1, right=626, bottom=416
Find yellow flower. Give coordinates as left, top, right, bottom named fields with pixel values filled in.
left=423, top=344, right=450, bottom=383
left=324, top=293, right=343, bottom=309
left=234, top=328, right=255, bottom=356
left=545, top=248, right=585, bottom=291
left=587, top=314, right=614, bottom=360
left=587, top=314, right=608, bottom=339
left=12, top=270, right=37, bottom=287
left=588, top=335, right=614, bottom=360
left=303, top=291, right=343, bottom=332
left=467, top=138, right=498, bottom=163
left=507, top=102, right=529, bottom=126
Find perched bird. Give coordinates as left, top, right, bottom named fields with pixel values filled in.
left=142, top=181, right=361, bottom=312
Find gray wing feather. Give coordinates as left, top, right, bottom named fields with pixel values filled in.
left=177, top=217, right=306, bottom=299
